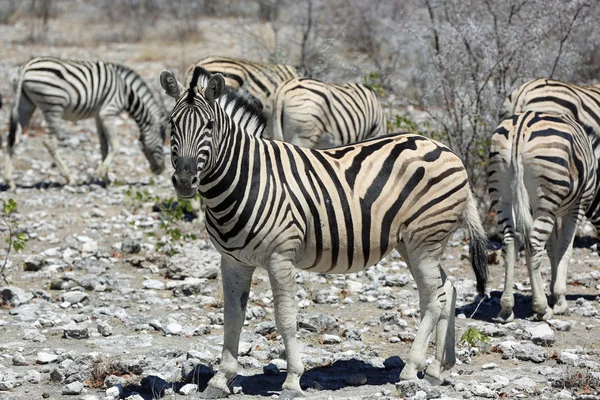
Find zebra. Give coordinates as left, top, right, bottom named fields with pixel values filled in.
left=160, top=66, right=489, bottom=397
left=266, top=77, right=387, bottom=148
left=185, top=56, right=304, bottom=110
left=487, top=111, right=599, bottom=323
left=4, top=56, right=167, bottom=189
left=501, top=78, right=600, bottom=136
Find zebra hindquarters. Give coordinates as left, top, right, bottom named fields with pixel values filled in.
left=489, top=112, right=596, bottom=321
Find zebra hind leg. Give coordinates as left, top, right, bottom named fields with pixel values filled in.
left=5, top=94, right=36, bottom=190
left=549, top=209, right=582, bottom=315
left=93, top=114, right=120, bottom=181
left=397, top=244, right=447, bottom=383
left=43, top=111, right=74, bottom=185
left=526, top=215, right=555, bottom=320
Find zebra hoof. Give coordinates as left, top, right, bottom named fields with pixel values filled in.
left=494, top=310, right=514, bottom=324
left=279, top=389, right=305, bottom=399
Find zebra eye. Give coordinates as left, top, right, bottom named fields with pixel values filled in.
left=206, top=120, right=214, bottom=131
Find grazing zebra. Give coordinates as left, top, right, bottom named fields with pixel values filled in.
left=502, top=78, right=600, bottom=136
left=267, top=77, right=387, bottom=148
left=488, top=111, right=599, bottom=322
left=160, top=67, right=488, bottom=397
left=4, top=56, right=167, bottom=189
left=186, top=56, right=303, bottom=109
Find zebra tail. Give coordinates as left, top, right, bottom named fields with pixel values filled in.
left=463, top=190, right=489, bottom=295
left=8, top=65, right=26, bottom=149
left=511, top=156, right=533, bottom=249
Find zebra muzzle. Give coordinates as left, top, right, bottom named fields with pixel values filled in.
left=172, top=157, right=199, bottom=198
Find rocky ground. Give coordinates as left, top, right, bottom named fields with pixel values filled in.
left=1, top=12, right=600, bottom=400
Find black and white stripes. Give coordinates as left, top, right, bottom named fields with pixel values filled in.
left=267, top=77, right=387, bottom=148
left=4, top=56, right=167, bottom=188
left=186, top=56, right=303, bottom=109
left=160, top=67, right=488, bottom=395
left=488, top=111, right=599, bottom=322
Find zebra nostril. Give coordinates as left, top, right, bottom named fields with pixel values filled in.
left=192, top=176, right=199, bottom=186
left=171, top=175, right=178, bottom=187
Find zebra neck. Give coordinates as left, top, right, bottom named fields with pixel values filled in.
left=120, top=70, right=164, bottom=135
left=199, top=125, right=259, bottom=212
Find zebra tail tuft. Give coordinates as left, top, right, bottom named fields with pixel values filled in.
left=511, top=156, right=533, bottom=249
left=463, top=190, right=489, bottom=295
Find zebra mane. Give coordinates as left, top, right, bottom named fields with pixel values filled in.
left=188, top=66, right=266, bottom=135
left=187, top=66, right=211, bottom=104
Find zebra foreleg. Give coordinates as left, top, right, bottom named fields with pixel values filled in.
left=549, top=209, right=582, bottom=315
left=93, top=114, right=120, bottom=180
left=268, top=256, right=304, bottom=397
left=205, top=257, right=255, bottom=398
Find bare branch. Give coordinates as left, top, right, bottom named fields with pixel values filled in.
left=550, top=2, right=589, bottom=78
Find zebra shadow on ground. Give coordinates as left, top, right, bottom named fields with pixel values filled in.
left=118, top=358, right=404, bottom=398
left=457, top=291, right=599, bottom=323
left=0, top=180, right=108, bottom=191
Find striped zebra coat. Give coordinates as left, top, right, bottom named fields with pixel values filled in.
left=185, top=56, right=303, bottom=110
left=4, top=56, right=167, bottom=189
left=160, top=67, right=488, bottom=396
left=267, top=77, right=387, bottom=148
left=502, top=78, right=600, bottom=136
left=488, top=111, right=599, bottom=322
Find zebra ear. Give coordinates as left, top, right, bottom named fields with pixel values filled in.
left=205, top=73, right=225, bottom=104
left=160, top=70, right=184, bottom=99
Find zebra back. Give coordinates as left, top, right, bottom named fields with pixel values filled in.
left=267, top=77, right=387, bottom=148
left=186, top=56, right=303, bottom=107
left=502, top=78, right=600, bottom=136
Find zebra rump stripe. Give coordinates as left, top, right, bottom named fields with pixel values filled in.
left=502, top=78, right=600, bottom=137
left=161, top=66, right=488, bottom=392
left=186, top=56, right=303, bottom=108
left=5, top=56, right=167, bottom=188
left=488, top=111, right=599, bottom=322
left=267, top=77, right=387, bottom=148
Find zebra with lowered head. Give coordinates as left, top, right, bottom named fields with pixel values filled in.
left=4, top=56, right=167, bottom=189
left=488, top=111, right=599, bottom=322
left=266, top=77, right=387, bottom=148
left=160, top=66, right=488, bottom=397
left=186, top=56, right=304, bottom=110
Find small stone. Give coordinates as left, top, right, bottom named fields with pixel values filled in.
left=122, top=239, right=141, bottom=254
left=62, top=381, right=84, bottom=395
left=525, top=323, right=555, bottom=346
left=63, top=322, right=89, bottom=339
left=513, top=376, right=536, bottom=391
left=470, top=384, right=497, bottom=398
left=0, top=286, right=33, bottom=306
left=25, top=370, right=41, bottom=383
left=179, top=383, right=198, bottom=395
left=143, top=279, right=165, bottom=290
left=547, top=319, right=573, bottom=332
left=81, top=240, right=98, bottom=253
left=558, top=351, right=580, bottom=366
left=105, top=386, right=121, bottom=397
left=263, top=363, right=280, bottom=376
left=345, top=373, right=367, bottom=386
left=12, top=353, right=27, bottom=366
left=37, top=352, right=58, bottom=364
left=384, top=356, right=404, bottom=370
left=164, top=322, right=183, bottom=336
left=321, top=334, right=342, bottom=344
left=62, top=291, right=89, bottom=305
left=482, top=363, right=497, bottom=370
left=97, top=321, right=113, bottom=337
